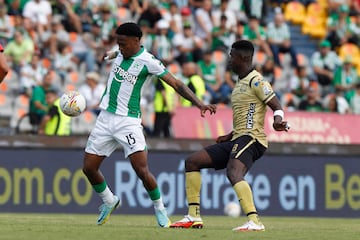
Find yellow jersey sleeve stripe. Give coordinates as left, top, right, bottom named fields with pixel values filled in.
left=263, top=92, right=276, bottom=104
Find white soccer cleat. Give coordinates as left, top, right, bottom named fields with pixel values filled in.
left=232, top=220, right=265, bottom=232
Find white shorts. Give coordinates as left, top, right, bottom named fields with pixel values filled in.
left=85, top=110, right=146, bottom=158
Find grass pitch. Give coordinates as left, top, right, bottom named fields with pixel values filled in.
left=1, top=213, right=358, bottom=240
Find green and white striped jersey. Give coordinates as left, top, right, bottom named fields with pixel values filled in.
left=100, top=46, right=169, bottom=118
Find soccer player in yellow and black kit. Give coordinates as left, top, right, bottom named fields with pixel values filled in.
left=170, top=40, right=289, bottom=231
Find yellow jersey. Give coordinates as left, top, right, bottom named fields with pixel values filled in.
left=231, top=70, right=276, bottom=148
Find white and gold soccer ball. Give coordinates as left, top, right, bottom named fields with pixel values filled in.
left=224, top=202, right=241, bottom=218
left=59, top=90, right=86, bottom=117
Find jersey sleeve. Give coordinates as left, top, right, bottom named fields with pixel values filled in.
left=146, top=55, right=169, bottom=78
left=251, top=77, right=276, bottom=104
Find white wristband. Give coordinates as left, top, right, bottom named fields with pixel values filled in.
left=274, top=110, right=284, bottom=119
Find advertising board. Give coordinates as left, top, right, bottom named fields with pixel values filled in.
left=0, top=149, right=358, bottom=217
left=172, top=107, right=360, bottom=144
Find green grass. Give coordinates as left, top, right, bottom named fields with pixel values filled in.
left=0, top=214, right=359, bottom=240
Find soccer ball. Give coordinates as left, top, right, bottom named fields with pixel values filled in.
left=59, top=91, right=86, bottom=117
left=224, top=202, right=241, bottom=218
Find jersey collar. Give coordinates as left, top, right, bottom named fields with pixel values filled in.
left=238, top=68, right=255, bottom=81
left=131, top=46, right=145, bottom=59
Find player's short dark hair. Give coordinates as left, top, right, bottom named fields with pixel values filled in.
left=232, top=40, right=254, bottom=54
left=231, top=40, right=254, bottom=62
left=115, top=22, right=143, bottom=39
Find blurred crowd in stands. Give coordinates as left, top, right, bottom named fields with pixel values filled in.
left=0, top=0, right=360, bottom=137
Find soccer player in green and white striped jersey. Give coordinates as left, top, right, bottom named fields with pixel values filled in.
left=82, top=22, right=216, bottom=228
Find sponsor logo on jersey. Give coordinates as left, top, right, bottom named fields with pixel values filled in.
left=246, top=103, right=256, bottom=129
left=261, top=82, right=272, bottom=95
left=112, top=64, right=138, bottom=85
left=132, top=61, right=143, bottom=71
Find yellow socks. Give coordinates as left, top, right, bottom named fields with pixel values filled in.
left=185, top=174, right=260, bottom=223
left=186, top=171, right=201, bottom=218
left=233, top=181, right=260, bottom=224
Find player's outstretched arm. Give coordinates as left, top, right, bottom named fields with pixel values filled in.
left=267, top=97, right=290, bottom=132
left=161, top=72, right=217, bottom=117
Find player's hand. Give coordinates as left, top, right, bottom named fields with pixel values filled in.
left=200, top=104, right=217, bottom=117
left=103, top=52, right=110, bottom=60
left=273, top=121, right=290, bottom=132
left=103, top=51, right=118, bottom=60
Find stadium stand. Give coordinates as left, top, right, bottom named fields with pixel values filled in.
left=0, top=93, right=12, bottom=118
left=0, top=0, right=359, bottom=137
left=301, top=14, right=327, bottom=39
left=338, top=43, right=360, bottom=63
left=10, top=94, right=33, bottom=133
left=284, top=1, right=306, bottom=25
left=71, top=110, right=97, bottom=135
left=117, top=7, right=132, bottom=24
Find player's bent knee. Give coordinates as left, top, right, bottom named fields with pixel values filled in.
left=185, top=157, right=200, bottom=171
